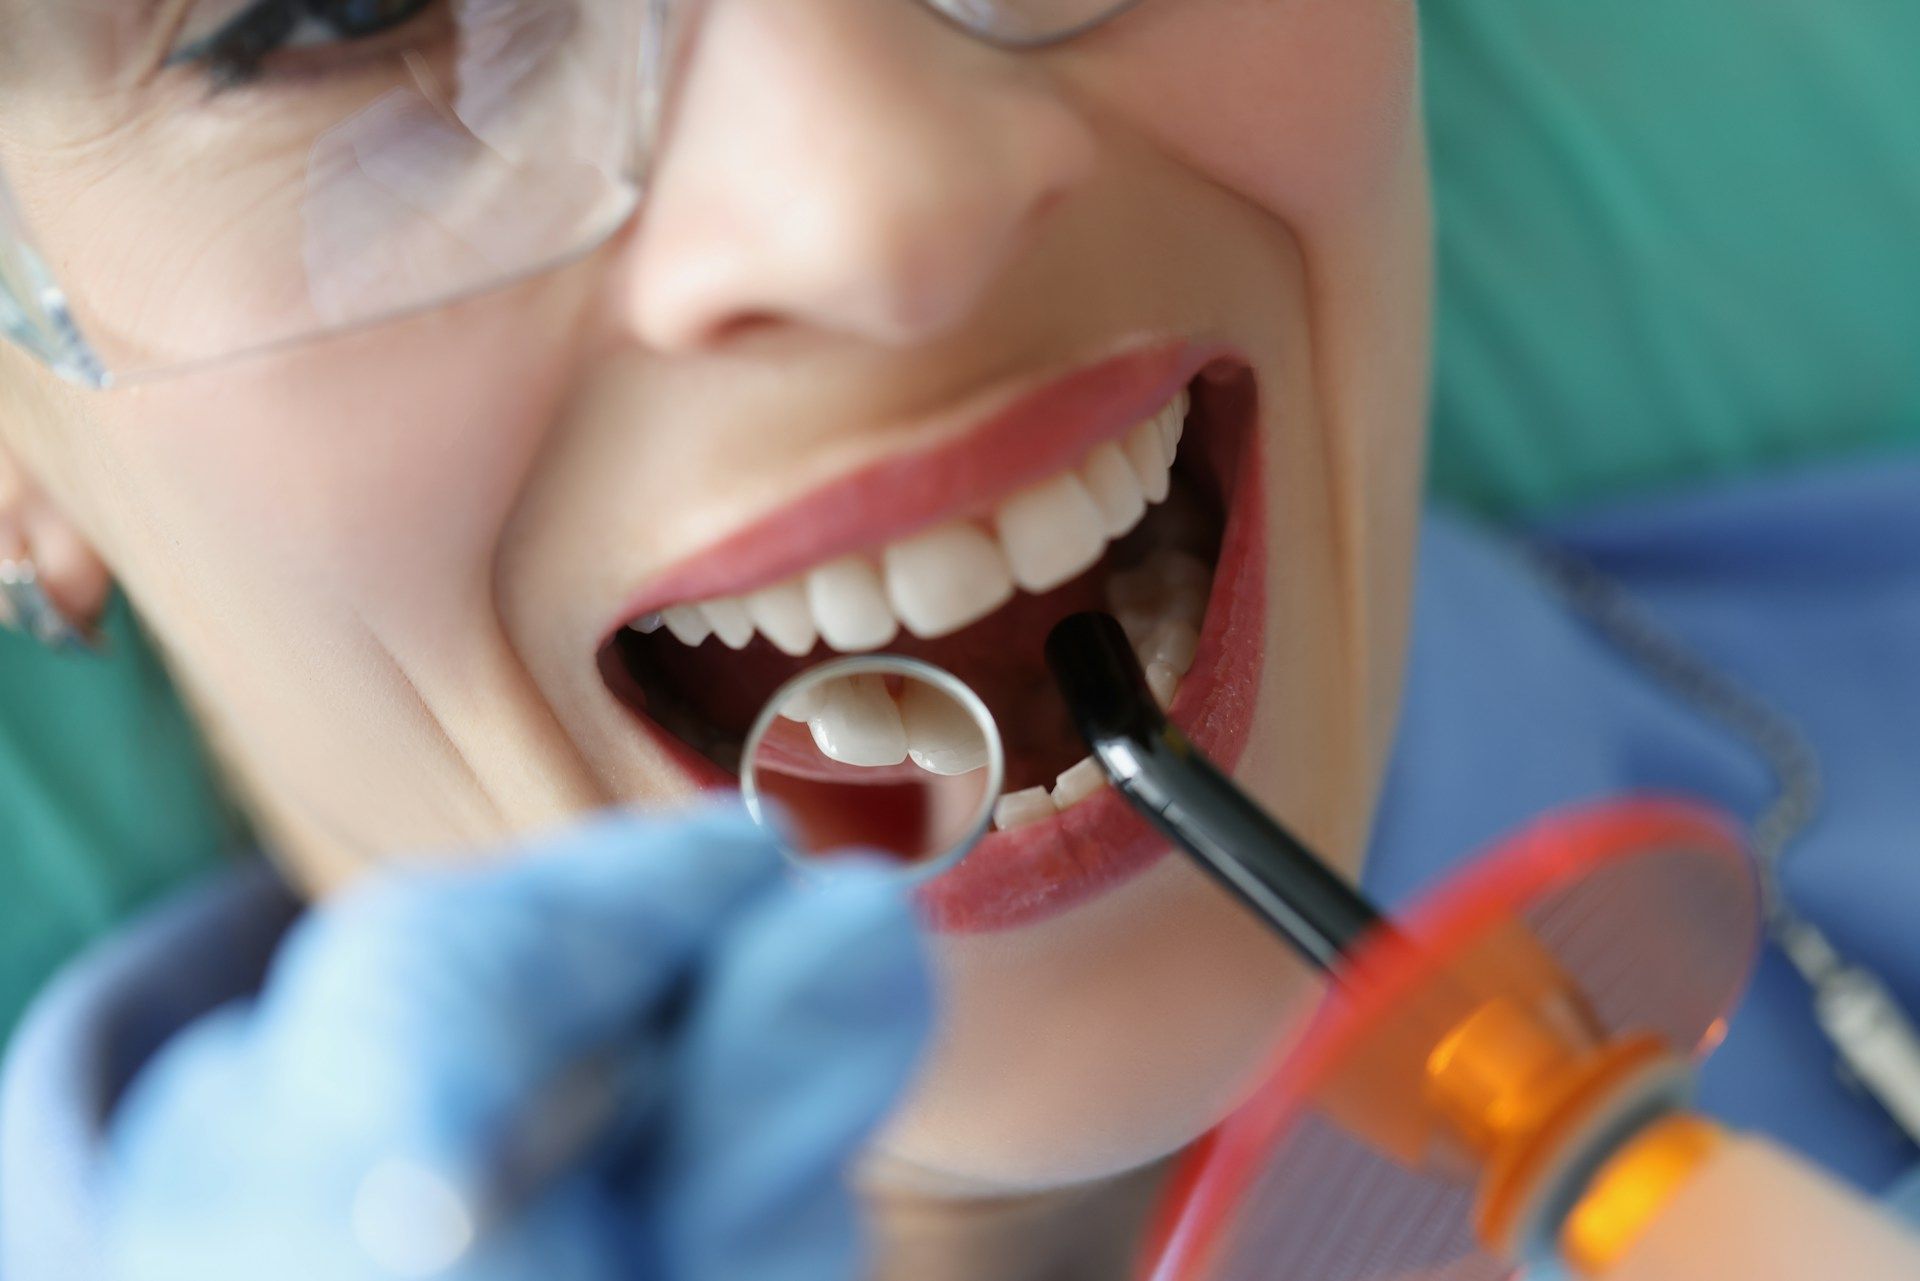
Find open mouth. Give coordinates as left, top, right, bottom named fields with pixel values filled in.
left=599, top=342, right=1265, bottom=931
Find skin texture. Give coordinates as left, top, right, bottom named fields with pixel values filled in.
left=0, top=0, right=1430, bottom=1268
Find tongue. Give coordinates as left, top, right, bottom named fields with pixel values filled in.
left=640, top=565, right=1108, bottom=791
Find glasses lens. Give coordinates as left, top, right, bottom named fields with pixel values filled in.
left=0, top=0, right=648, bottom=379
left=923, top=0, right=1145, bottom=46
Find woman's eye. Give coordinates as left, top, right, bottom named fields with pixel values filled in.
left=167, top=0, right=439, bottom=89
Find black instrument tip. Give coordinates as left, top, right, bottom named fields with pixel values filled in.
left=1046, top=611, right=1167, bottom=750
left=1046, top=610, right=1388, bottom=973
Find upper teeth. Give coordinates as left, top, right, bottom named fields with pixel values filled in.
left=633, top=390, right=1189, bottom=653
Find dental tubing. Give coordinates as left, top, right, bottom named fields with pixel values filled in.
left=1046, top=611, right=1920, bottom=1280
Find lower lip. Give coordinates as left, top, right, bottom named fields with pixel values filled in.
left=917, top=412, right=1267, bottom=934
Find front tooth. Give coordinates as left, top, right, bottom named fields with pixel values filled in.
left=662, top=604, right=712, bottom=646
left=1124, top=418, right=1172, bottom=504
left=899, top=678, right=988, bottom=775
left=778, top=683, right=827, bottom=721
left=628, top=611, right=665, bottom=634
left=807, top=674, right=908, bottom=767
left=994, top=472, right=1108, bottom=592
left=703, top=597, right=754, bottom=649
left=1141, top=618, right=1199, bottom=676
left=883, top=522, right=1014, bottom=640
left=745, top=580, right=817, bottom=657
left=1079, top=442, right=1148, bottom=538
left=993, top=786, right=1058, bottom=831
left=1145, top=661, right=1179, bottom=710
left=1050, top=756, right=1106, bottom=810
left=806, top=555, right=899, bottom=651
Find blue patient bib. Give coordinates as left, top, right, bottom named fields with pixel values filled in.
left=1369, top=454, right=1920, bottom=1194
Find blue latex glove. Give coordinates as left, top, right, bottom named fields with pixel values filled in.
left=102, top=803, right=933, bottom=1281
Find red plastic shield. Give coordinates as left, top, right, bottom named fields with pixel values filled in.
left=1143, top=798, right=1760, bottom=1281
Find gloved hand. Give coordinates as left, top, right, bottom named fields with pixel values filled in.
left=104, top=803, right=932, bottom=1281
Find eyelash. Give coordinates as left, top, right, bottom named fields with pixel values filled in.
left=167, top=0, right=438, bottom=90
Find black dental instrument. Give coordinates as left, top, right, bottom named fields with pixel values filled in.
left=1045, top=611, right=1390, bottom=974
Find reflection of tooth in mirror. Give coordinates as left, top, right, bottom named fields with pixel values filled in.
left=779, top=683, right=826, bottom=722
left=899, top=678, right=988, bottom=775
left=741, top=658, right=1005, bottom=879
left=808, top=674, right=909, bottom=767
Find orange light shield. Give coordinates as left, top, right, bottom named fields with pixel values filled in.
left=1143, top=799, right=1760, bottom=1281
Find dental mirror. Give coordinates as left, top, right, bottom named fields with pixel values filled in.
left=741, top=656, right=1005, bottom=880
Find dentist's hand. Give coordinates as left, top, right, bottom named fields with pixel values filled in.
left=104, top=804, right=933, bottom=1281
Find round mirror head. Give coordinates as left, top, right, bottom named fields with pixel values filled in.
left=741, top=656, right=1005, bottom=881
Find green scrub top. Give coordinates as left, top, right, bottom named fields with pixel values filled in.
left=1425, top=0, right=1920, bottom=515
left=0, top=602, right=240, bottom=1046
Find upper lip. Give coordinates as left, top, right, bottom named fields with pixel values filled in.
left=600, top=336, right=1227, bottom=644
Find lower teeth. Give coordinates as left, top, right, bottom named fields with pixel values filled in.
left=778, top=671, right=990, bottom=775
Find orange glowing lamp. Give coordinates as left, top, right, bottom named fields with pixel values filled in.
left=1141, top=799, right=1920, bottom=1281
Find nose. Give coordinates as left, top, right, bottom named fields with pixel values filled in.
left=616, top=0, right=1097, bottom=351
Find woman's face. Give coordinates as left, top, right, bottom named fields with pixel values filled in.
left=0, top=0, right=1428, bottom=1190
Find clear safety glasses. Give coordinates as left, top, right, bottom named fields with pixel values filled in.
left=0, top=0, right=1146, bottom=389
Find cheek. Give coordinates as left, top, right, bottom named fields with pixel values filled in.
left=1073, top=0, right=1420, bottom=227
left=97, top=284, right=583, bottom=643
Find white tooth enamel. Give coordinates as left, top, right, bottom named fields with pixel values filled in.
left=1142, top=618, right=1199, bottom=676
left=1156, top=389, right=1188, bottom=461
left=1124, top=418, right=1172, bottom=504
left=745, top=580, right=817, bottom=657
left=883, top=522, right=1015, bottom=640
left=651, top=391, right=1194, bottom=657
left=662, top=604, right=712, bottom=646
left=629, top=611, right=665, bottom=635
left=806, top=555, right=899, bottom=651
left=779, top=683, right=827, bottom=721
left=993, top=785, right=1058, bottom=831
left=807, top=674, right=909, bottom=767
left=899, top=679, right=988, bottom=776
left=1050, top=755, right=1106, bottom=811
left=1145, top=661, right=1179, bottom=711
left=1079, top=442, right=1148, bottom=538
left=994, top=472, right=1108, bottom=592
left=702, top=597, right=754, bottom=650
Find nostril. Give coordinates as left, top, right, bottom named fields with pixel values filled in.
left=701, top=310, right=787, bottom=348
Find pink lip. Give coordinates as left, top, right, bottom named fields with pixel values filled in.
left=603, top=339, right=1222, bottom=640
left=603, top=341, right=1265, bottom=935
